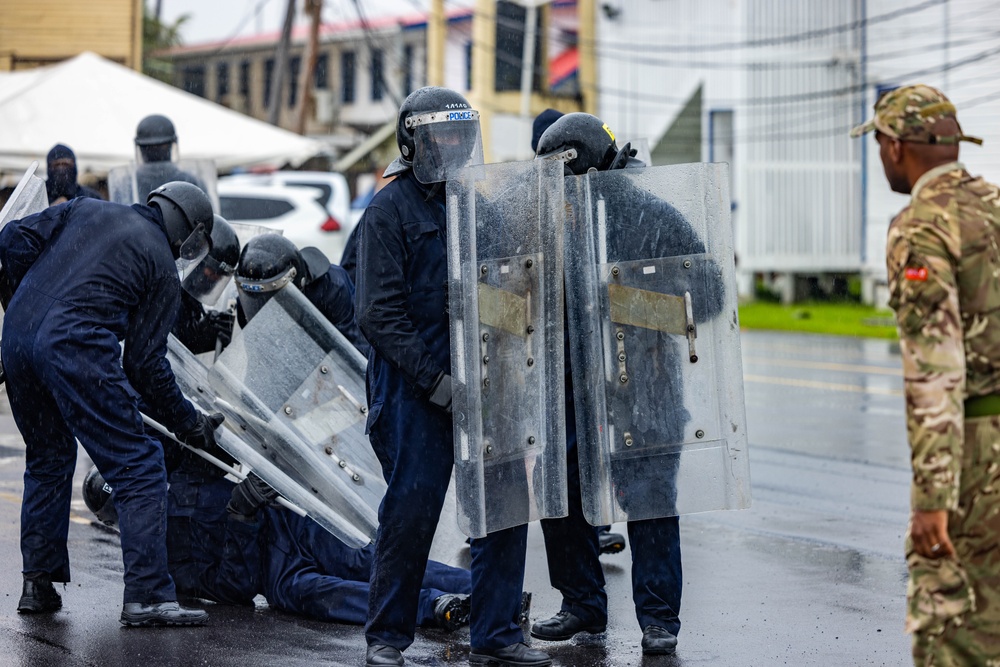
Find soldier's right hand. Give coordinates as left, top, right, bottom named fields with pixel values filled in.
left=910, top=509, right=955, bottom=559
left=178, top=412, right=225, bottom=451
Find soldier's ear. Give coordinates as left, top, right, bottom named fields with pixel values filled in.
left=888, top=138, right=905, bottom=165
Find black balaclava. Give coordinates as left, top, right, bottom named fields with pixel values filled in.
left=46, top=144, right=78, bottom=202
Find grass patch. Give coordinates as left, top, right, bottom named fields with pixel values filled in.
left=738, top=301, right=898, bottom=340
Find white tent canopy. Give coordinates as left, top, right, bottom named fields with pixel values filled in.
left=0, top=52, right=326, bottom=177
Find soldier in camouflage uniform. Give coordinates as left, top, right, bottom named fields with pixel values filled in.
left=852, top=84, right=1000, bottom=665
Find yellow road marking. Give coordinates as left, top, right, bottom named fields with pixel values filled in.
left=743, top=356, right=902, bottom=376
left=744, top=374, right=904, bottom=397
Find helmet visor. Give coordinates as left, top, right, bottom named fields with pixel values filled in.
left=236, top=266, right=296, bottom=322
left=181, top=253, right=237, bottom=306
left=407, top=110, right=484, bottom=184
left=175, top=222, right=211, bottom=281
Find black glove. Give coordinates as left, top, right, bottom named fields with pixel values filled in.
left=428, top=373, right=452, bottom=414
left=227, top=473, right=279, bottom=519
left=207, top=311, right=234, bottom=349
left=178, top=412, right=225, bottom=451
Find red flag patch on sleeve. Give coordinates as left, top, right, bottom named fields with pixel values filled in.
left=905, top=266, right=928, bottom=281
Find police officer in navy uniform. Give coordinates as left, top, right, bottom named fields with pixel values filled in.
left=529, top=113, right=723, bottom=656
left=0, top=181, right=225, bottom=626
left=44, top=143, right=103, bottom=205
left=234, top=233, right=369, bottom=356
left=356, top=86, right=551, bottom=667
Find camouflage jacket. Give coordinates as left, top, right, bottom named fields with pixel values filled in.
left=886, top=161, right=1000, bottom=511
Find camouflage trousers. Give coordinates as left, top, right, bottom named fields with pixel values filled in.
left=908, top=415, right=1000, bottom=666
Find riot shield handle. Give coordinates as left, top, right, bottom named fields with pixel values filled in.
left=684, top=291, right=698, bottom=363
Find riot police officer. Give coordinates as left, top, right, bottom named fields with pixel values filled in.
left=133, top=114, right=207, bottom=202
left=0, top=181, right=224, bottom=626
left=234, top=233, right=369, bottom=356
left=172, top=215, right=240, bottom=354
left=530, top=113, right=721, bottom=655
left=356, top=86, right=550, bottom=667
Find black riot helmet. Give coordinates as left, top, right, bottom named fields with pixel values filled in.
left=181, top=215, right=241, bottom=305
left=235, top=234, right=303, bottom=322
left=147, top=181, right=214, bottom=263
left=135, top=114, right=179, bottom=163
left=535, top=112, right=632, bottom=176
left=83, top=466, right=119, bottom=529
left=383, top=86, right=483, bottom=184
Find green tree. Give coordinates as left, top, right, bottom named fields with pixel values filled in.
left=143, top=3, right=190, bottom=82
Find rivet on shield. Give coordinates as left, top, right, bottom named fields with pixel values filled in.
left=480, top=265, right=488, bottom=275
left=483, top=377, right=490, bottom=387
left=352, top=473, right=361, bottom=482
left=624, top=433, right=633, bottom=447
left=486, top=444, right=494, bottom=454
left=527, top=357, right=534, bottom=366
left=325, top=446, right=333, bottom=455
left=611, top=266, right=620, bottom=277
left=320, top=365, right=329, bottom=374
left=483, top=355, right=490, bottom=364
left=361, top=406, right=368, bottom=414
left=525, top=258, right=533, bottom=268
left=616, top=331, right=625, bottom=341
left=619, top=373, right=628, bottom=383
left=528, top=436, right=536, bottom=445
left=695, top=429, right=705, bottom=439
left=618, top=352, right=626, bottom=362
left=683, top=260, right=692, bottom=269
left=283, top=406, right=293, bottom=415
left=526, top=325, right=535, bottom=334
left=339, top=460, right=348, bottom=468
left=482, top=332, right=490, bottom=341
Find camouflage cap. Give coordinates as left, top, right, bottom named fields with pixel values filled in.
left=849, top=84, right=983, bottom=145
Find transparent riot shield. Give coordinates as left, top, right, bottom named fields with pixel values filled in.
left=0, top=162, right=48, bottom=228
left=167, top=335, right=377, bottom=546
left=107, top=159, right=220, bottom=212
left=203, top=286, right=386, bottom=546
left=564, top=162, right=750, bottom=526
left=447, top=159, right=567, bottom=538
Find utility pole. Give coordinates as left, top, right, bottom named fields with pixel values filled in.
left=296, top=0, right=323, bottom=134
left=155, top=0, right=163, bottom=22
left=268, top=0, right=297, bottom=127
left=427, top=0, right=445, bottom=87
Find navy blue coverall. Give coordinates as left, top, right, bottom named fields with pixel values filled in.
left=0, top=198, right=199, bottom=604
left=356, top=170, right=529, bottom=652
left=135, top=162, right=206, bottom=204
left=540, top=173, right=724, bottom=637
left=166, top=456, right=471, bottom=624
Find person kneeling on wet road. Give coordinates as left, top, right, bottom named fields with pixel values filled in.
left=0, top=181, right=223, bottom=626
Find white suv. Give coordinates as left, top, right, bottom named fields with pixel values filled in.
left=218, top=183, right=352, bottom=261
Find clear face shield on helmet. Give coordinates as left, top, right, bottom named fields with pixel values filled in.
left=181, top=251, right=238, bottom=307
left=236, top=266, right=297, bottom=322
left=406, top=110, right=484, bottom=184
left=175, top=222, right=212, bottom=282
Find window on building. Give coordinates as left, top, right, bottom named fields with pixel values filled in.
left=315, top=53, right=329, bottom=90
left=401, top=44, right=413, bottom=95
left=239, top=60, right=251, bottom=98
left=216, top=62, right=230, bottom=102
left=494, top=0, right=542, bottom=93
left=342, top=51, right=356, bottom=104
left=182, top=65, right=206, bottom=98
left=264, top=58, right=275, bottom=107
left=371, top=49, right=384, bottom=101
left=288, top=56, right=301, bottom=108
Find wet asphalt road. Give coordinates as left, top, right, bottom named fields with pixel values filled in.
left=0, top=330, right=914, bottom=666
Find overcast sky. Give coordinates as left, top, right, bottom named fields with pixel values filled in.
left=156, top=0, right=463, bottom=46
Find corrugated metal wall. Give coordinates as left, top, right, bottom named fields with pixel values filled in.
left=737, top=0, right=863, bottom=273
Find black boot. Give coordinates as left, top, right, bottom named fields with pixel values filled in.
left=432, top=593, right=471, bottom=631
left=17, top=577, right=62, bottom=614
left=469, top=642, right=551, bottom=667
left=530, top=610, right=606, bottom=641
left=365, top=644, right=404, bottom=667
left=641, top=625, right=678, bottom=655
left=120, top=601, right=208, bottom=627
left=597, top=528, right=626, bottom=555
